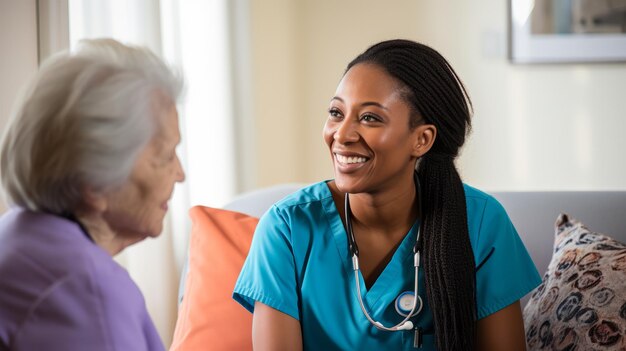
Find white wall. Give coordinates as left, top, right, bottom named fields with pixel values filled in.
left=0, top=0, right=39, bottom=211
left=0, top=1, right=37, bottom=121
left=250, top=0, right=626, bottom=191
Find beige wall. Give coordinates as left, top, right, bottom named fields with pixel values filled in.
left=249, top=0, right=302, bottom=187
left=5, top=0, right=624, bottom=194
left=250, top=0, right=626, bottom=191
left=0, top=0, right=39, bottom=210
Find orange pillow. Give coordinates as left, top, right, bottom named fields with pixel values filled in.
left=170, top=206, right=258, bottom=351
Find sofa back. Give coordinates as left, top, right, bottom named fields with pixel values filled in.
left=491, top=191, right=626, bottom=292
left=226, top=187, right=626, bottom=280
left=179, top=186, right=626, bottom=306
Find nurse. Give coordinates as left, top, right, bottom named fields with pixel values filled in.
left=233, top=39, right=540, bottom=350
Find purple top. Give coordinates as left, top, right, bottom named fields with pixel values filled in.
left=0, top=208, right=165, bottom=351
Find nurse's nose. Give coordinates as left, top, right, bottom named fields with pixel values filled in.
left=334, top=118, right=359, bottom=144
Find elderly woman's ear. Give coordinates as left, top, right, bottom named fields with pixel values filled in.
left=80, top=187, right=108, bottom=213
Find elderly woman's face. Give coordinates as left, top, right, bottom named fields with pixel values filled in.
left=103, top=100, right=185, bottom=241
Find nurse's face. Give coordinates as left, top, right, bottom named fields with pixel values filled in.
left=323, top=63, right=424, bottom=194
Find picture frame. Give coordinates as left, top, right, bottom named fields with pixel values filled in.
left=509, top=0, right=626, bottom=63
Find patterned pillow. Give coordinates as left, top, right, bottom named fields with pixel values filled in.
left=523, top=213, right=626, bottom=350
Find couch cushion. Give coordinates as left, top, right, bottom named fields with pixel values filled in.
left=523, top=213, right=626, bottom=349
left=170, top=206, right=258, bottom=351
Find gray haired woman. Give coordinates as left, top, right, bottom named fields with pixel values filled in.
left=0, top=39, right=185, bottom=350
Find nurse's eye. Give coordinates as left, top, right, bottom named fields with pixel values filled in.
left=360, top=113, right=382, bottom=123
left=328, top=107, right=343, bottom=119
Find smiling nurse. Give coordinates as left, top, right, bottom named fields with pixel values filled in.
left=234, top=39, right=541, bottom=350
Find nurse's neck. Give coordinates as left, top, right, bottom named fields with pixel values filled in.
left=330, top=180, right=418, bottom=233
left=350, top=186, right=417, bottom=232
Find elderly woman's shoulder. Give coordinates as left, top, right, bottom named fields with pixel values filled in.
left=0, top=208, right=106, bottom=266
left=0, top=208, right=144, bottom=316
left=0, top=208, right=149, bottom=346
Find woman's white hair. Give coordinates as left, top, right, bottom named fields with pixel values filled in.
left=0, top=38, right=183, bottom=214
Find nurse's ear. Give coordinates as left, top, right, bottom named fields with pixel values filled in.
left=411, top=123, right=436, bottom=158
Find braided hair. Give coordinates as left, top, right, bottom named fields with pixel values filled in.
left=346, top=39, right=476, bottom=350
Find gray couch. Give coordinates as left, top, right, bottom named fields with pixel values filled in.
left=178, top=185, right=626, bottom=306
left=491, top=191, right=626, bottom=285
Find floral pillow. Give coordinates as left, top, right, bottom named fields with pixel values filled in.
left=523, top=213, right=626, bottom=350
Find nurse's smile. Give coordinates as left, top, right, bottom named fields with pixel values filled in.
left=333, top=152, right=370, bottom=173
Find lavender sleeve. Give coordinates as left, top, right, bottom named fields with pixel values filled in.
left=0, top=209, right=164, bottom=351
left=11, top=262, right=163, bottom=351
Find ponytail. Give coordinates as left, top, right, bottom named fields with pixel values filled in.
left=418, top=155, right=476, bottom=350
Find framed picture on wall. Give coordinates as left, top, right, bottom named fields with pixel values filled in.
left=509, top=0, right=626, bottom=63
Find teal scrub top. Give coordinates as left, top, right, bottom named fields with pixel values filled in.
left=233, top=182, right=541, bottom=350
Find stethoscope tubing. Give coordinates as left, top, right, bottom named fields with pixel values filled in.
left=345, top=171, right=424, bottom=332
left=352, top=252, right=422, bottom=331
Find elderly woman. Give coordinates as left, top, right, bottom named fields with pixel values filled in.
left=0, top=39, right=184, bottom=350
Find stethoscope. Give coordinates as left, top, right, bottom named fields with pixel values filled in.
left=344, top=171, right=424, bottom=332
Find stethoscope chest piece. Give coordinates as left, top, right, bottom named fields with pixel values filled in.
left=395, top=291, right=423, bottom=317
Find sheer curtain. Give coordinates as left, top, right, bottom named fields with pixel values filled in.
left=64, top=0, right=247, bottom=345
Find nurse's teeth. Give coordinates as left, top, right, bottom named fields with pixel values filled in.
left=336, top=154, right=367, bottom=164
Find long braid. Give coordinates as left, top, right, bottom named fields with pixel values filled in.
left=347, top=39, right=476, bottom=350
left=418, top=156, right=476, bottom=350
